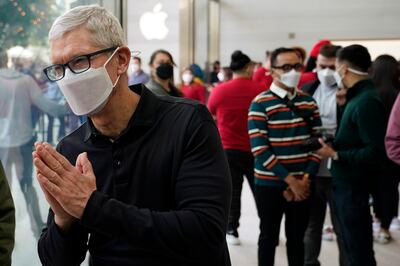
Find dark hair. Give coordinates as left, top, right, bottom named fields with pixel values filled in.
left=270, top=47, right=299, bottom=67
left=132, top=56, right=141, bottom=64
left=305, top=57, right=317, bottom=72
left=292, top=46, right=307, bottom=63
left=230, top=50, right=251, bottom=72
left=336, top=44, right=371, bottom=72
left=319, top=44, right=341, bottom=58
left=149, top=49, right=176, bottom=67
left=371, top=54, right=400, bottom=116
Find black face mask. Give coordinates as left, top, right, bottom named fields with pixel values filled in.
left=156, top=63, right=174, bottom=80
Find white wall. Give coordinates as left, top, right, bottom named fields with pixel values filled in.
left=126, top=0, right=180, bottom=76
left=219, top=0, right=400, bottom=65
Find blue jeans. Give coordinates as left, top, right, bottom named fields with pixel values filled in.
left=332, top=185, right=376, bottom=266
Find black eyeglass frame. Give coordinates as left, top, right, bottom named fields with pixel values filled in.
left=43, top=46, right=118, bottom=81
left=271, top=63, right=304, bottom=73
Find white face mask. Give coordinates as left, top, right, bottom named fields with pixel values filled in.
left=217, top=72, right=225, bottom=82
left=333, top=70, right=343, bottom=89
left=279, top=69, right=301, bottom=88
left=57, top=48, right=120, bottom=116
left=333, top=65, right=368, bottom=89
left=182, top=73, right=193, bottom=84
left=317, top=68, right=336, bottom=87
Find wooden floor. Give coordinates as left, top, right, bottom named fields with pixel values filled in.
left=229, top=181, right=400, bottom=266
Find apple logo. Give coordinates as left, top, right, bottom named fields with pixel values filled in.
left=139, top=3, right=169, bottom=40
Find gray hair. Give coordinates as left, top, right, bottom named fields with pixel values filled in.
left=49, top=5, right=126, bottom=48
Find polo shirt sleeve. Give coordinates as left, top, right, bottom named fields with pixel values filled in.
left=79, top=104, right=231, bottom=263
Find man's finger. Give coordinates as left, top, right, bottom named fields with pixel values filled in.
left=43, top=142, right=75, bottom=172
left=37, top=173, right=63, bottom=200
left=33, top=157, right=63, bottom=186
left=318, top=138, right=327, bottom=147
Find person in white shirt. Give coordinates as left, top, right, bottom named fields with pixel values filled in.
left=0, top=51, right=68, bottom=239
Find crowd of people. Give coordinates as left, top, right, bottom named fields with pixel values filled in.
left=130, top=37, right=400, bottom=265
left=0, top=4, right=399, bottom=266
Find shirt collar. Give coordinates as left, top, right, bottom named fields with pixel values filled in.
left=270, top=82, right=297, bottom=100
left=83, top=84, right=160, bottom=142
left=346, top=79, right=373, bottom=101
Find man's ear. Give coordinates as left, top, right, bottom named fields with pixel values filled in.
left=116, top=46, right=131, bottom=75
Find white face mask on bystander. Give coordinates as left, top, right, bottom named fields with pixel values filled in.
left=317, top=68, right=336, bottom=88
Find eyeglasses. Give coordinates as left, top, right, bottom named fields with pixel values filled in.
left=43, top=46, right=117, bottom=82
left=272, top=63, right=303, bottom=72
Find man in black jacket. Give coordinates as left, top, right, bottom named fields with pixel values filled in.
left=34, top=5, right=232, bottom=266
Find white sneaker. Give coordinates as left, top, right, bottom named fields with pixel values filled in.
left=226, top=230, right=241, bottom=245
left=390, top=218, right=400, bottom=230
left=322, top=225, right=335, bottom=241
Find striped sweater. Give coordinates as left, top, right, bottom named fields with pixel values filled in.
left=248, top=89, right=322, bottom=187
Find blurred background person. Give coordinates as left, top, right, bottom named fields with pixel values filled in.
left=304, top=40, right=331, bottom=72
left=208, top=60, right=221, bottom=84
left=0, top=161, right=15, bottom=266
left=44, top=82, right=66, bottom=144
left=253, top=50, right=273, bottom=88
left=293, top=45, right=319, bottom=88
left=218, top=66, right=233, bottom=84
left=128, top=56, right=150, bottom=86
left=180, top=67, right=206, bottom=104
left=371, top=54, right=400, bottom=244
left=147, top=49, right=182, bottom=97
left=208, top=50, right=264, bottom=245
left=189, top=63, right=206, bottom=86
left=0, top=51, right=67, bottom=239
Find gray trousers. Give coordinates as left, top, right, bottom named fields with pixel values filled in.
left=304, top=177, right=347, bottom=266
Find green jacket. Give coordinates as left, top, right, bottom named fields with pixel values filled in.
left=0, top=162, right=15, bottom=266
left=332, top=79, right=386, bottom=189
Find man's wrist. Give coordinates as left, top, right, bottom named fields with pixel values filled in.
left=54, top=215, right=74, bottom=233
left=332, top=152, right=339, bottom=161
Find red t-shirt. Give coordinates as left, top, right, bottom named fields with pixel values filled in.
left=252, top=67, right=273, bottom=89
left=299, top=72, right=317, bottom=88
left=181, top=83, right=206, bottom=104
left=208, top=77, right=265, bottom=152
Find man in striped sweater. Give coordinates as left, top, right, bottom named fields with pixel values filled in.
left=248, top=47, right=322, bottom=266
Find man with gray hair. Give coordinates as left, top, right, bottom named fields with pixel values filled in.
left=34, top=5, right=231, bottom=265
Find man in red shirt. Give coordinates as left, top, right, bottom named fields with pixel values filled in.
left=253, top=50, right=273, bottom=88
left=208, top=50, right=265, bottom=245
